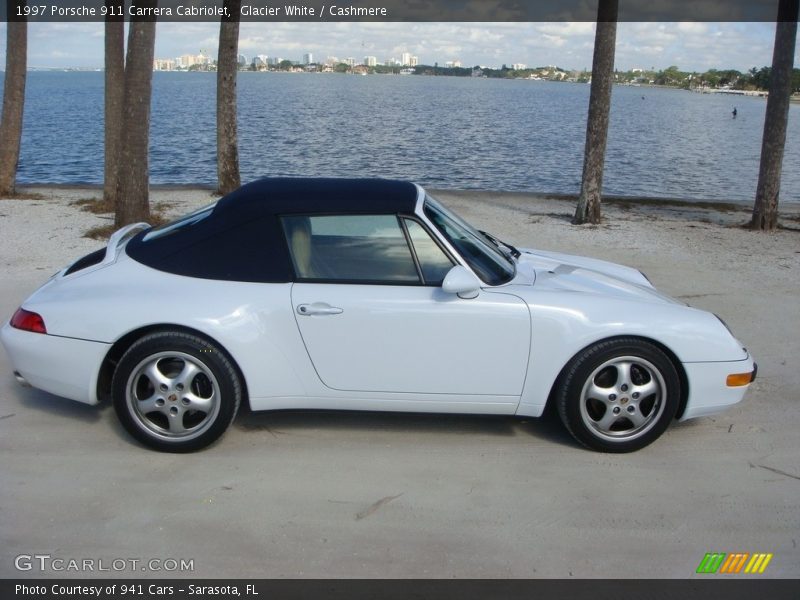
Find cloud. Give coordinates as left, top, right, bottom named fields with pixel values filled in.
left=677, top=22, right=709, bottom=34
left=2, top=21, right=797, bottom=72
left=535, top=22, right=596, bottom=36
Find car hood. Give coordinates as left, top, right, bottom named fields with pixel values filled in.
left=511, top=248, right=684, bottom=306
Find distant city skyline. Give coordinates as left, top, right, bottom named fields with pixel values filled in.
left=154, top=48, right=423, bottom=71
left=2, top=22, right=799, bottom=73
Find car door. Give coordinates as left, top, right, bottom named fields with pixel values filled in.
left=283, top=213, right=530, bottom=397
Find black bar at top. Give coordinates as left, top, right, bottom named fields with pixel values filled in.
left=0, top=0, right=795, bottom=22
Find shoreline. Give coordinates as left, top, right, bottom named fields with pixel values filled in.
left=1, top=185, right=797, bottom=285
left=16, top=183, right=800, bottom=213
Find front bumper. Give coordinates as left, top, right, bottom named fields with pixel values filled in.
left=679, top=355, right=756, bottom=421
left=1, top=322, right=110, bottom=405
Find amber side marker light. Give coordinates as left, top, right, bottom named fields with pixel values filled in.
left=726, top=372, right=755, bottom=387
left=9, top=308, right=47, bottom=334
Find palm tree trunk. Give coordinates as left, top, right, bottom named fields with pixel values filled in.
left=750, top=0, right=798, bottom=231
left=104, top=2, right=125, bottom=208
left=115, top=12, right=157, bottom=228
left=573, top=0, right=618, bottom=225
left=217, top=0, right=242, bottom=195
left=0, top=7, right=27, bottom=197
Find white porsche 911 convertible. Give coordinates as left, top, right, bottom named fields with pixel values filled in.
left=1, top=178, right=756, bottom=452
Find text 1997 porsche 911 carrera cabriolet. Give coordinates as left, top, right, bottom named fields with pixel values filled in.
left=1, top=178, right=756, bottom=452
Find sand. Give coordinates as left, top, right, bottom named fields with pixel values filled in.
left=2, top=185, right=798, bottom=281
left=0, top=185, right=798, bottom=578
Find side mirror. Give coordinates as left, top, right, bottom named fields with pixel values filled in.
left=442, top=265, right=481, bottom=299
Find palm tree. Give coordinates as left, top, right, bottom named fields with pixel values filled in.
left=751, top=0, right=798, bottom=231
left=573, top=0, right=618, bottom=225
left=104, top=1, right=125, bottom=209
left=0, top=4, right=27, bottom=196
left=115, top=12, right=157, bottom=228
left=217, top=0, right=242, bottom=195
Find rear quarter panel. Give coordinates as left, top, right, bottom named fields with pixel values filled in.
left=20, top=256, right=311, bottom=402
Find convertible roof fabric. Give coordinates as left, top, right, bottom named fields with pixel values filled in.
left=216, top=178, right=418, bottom=217
left=125, top=178, right=420, bottom=283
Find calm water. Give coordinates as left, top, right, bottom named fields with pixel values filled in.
left=8, top=71, right=800, bottom=203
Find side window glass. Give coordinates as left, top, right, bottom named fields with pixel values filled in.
left=403, top=219, right=454, bottom=285
left=282, top=215, right=420, bottom=283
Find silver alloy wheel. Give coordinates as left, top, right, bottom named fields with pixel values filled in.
left=578, top=355, right=666, bottom=442
left=125, top=351, right=221, bottom=442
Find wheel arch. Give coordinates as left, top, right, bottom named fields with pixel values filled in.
left=96, top=324, right=250, bottom=408
left=545, top=334, right=689, bottom=419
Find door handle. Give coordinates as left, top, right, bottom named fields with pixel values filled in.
left=297, top=303, right=344, bottom=316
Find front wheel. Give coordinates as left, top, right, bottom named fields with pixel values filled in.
left=556, top=338, right=680, bottom=452
left=112, top=331, right=241, bottom=452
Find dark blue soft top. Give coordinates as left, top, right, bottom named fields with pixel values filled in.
left=126, top=178, right=421, bottom=284
left=215, top=178, right=419, bottom=217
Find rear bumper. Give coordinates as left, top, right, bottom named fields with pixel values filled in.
left=1, top=322, right=109, bottom=405
left=679, top=355, right=756, bottom=421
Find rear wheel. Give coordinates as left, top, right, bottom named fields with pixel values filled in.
left=556, top=338, right=679, bottom=452
left=112, top=331, right=241, bottom=452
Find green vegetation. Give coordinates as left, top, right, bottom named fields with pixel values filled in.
left=235, top=59, right=800, bottom=94
left=408, top=63, right=800, bottom=93
left=614, top=65, right=800, bottom=92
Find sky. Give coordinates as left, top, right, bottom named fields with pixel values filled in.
left=1, top=21, right=798, bottom=72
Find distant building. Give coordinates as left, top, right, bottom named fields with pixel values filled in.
left=237, top=54, right=248, bottom=67
left=303, top=53, right=314, bottom=65
left=364, top=56, right=377, bottom=67
left=174, top=52, right=212, bottom=70
left=444, top=60, right=462, bottom=68
left=400, top=52, right=412, bottom=66
left=512, top=63, right=526, bottom=70
left=153, top=58, right=175, bottom=71
left=409, top=56, right=419, bottom=67
left=345, top=57, right=356, bottom=67
left=268, top=57, right=283, bottom=66
left=252, top=55, right=268, bottom=69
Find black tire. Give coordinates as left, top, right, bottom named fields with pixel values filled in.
left=112, top=331, right=241, bottom=452
left=556, top=338, right=680, bottom=453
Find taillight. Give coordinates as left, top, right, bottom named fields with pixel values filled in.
left=9, top=308, right=47, bottom=334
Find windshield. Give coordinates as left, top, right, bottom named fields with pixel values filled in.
left=424, top=195, right=515, bottom=286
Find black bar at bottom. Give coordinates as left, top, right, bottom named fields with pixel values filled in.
left=3, top=579, right=800, bottom=600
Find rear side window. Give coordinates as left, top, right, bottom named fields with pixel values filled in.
left=142, top=204, right=215, bottom=242
left=64, top=248, right=105, bottom=276
left=127, top=212, right=293, bottom=284
left=282, top=215, right=419, bottom=283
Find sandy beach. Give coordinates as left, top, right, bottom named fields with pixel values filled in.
left=0, top=186, right=798, bottom=578
left=2, top=185, right=798, bottom=281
